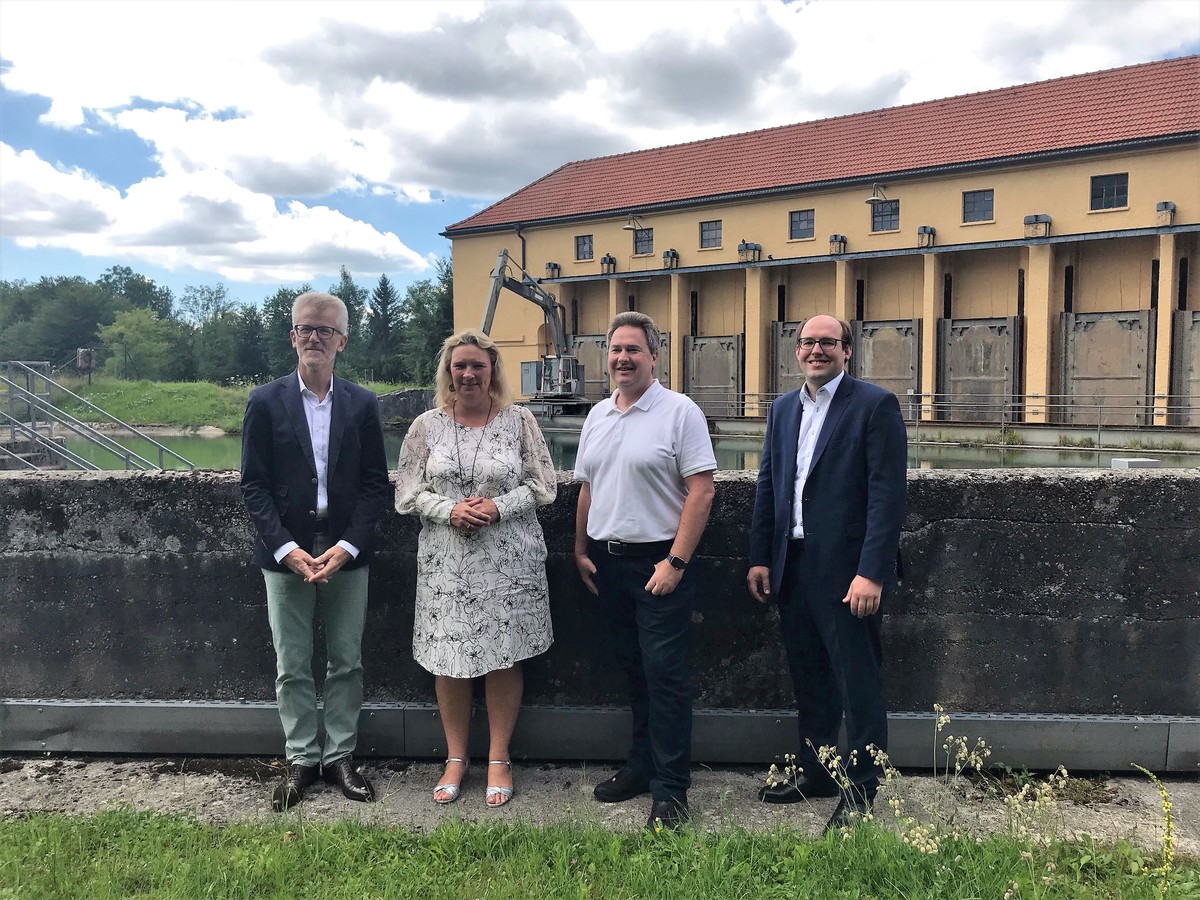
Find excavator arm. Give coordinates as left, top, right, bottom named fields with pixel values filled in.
left=480, top=250, right=570, bottom=358
left=478, top=249, right=584, bottom=402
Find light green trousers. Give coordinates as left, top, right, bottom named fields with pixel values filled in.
left=263, top=563, right=369, bottom=767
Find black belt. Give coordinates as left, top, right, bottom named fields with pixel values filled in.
left=594, top=538, right=673, bottom=557
left=314, top=517, right=330, bottom=536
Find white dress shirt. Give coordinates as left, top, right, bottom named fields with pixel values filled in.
left=791, top=370, right=846, bottom=539
left=272, top=371, right=359, bottom=563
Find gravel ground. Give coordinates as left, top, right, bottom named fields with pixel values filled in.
left=0, top=755, right=1196, bottom=856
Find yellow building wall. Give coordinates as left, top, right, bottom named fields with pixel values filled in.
left=861, top=256, right=923, bottom=320
left=696, top=270, right=745, bottom=335
left=947, top=247, right=1023, bottom=319
left=450, top=142, right=1198, bottom=403
left=776, top=262, right=837, bottom=320
left=1073, top=237, right=1156, bottom=313
left=562, top=280, right=612, bottom=335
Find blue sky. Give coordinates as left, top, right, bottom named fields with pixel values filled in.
left=1, top=0, right=1197, bottom=309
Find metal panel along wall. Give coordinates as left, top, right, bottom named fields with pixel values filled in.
left=1059, top=311, right=1156, bottom=426
left=935, top=317, right=1023, bottom=422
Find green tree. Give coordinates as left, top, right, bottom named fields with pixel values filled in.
left=98, top=308, right=176, bottom=379
left=397, top=259, right=453, bottom=384
left=0, top=276, right=126, bottom=366
left=234, top=306, right=268, bottom=381
left=328, top=267, right=368, bottom=375
left=177, top=283, right=234, bottom=326
left=261, top=285, right=310, bottom=378
left=195, top=308, right=244, bottom=384
left=97, top=265, right=174, bottom=319
left=368, top=273, right=401, bottom=381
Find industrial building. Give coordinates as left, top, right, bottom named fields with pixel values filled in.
left=444, top=56, right=1199, bottom=426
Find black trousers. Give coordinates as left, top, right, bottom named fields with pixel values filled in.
left=593, top=542, right=696, bottom=805
left=777, top=541, right=887, bottom=796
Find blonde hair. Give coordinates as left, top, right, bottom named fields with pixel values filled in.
left=434, top=329, right=514, bottom=410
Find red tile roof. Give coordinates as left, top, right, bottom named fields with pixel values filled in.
left=447, top=55, right=1199, bottom=234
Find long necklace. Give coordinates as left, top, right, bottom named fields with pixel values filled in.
left=452, top=398, right=493, bottom=495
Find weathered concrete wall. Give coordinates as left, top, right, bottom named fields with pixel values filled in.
left=1, top=469, right=1198, bottom=718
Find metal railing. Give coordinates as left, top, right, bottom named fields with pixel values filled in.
left=683, top=388, right=1197, bottom=433
left=0, top=409, right=101, bottom=470
left=1, top=361, right=195, bottom=471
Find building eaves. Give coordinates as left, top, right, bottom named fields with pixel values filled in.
left=444, top=55, right=1200, bottom=237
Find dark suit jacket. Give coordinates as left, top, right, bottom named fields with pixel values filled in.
left=749, top=374, right=907, bottom=597
left=240, top=372, right=390, bottom=573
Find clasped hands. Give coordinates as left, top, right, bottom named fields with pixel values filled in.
left=450, top=496, right=500, bottom=533
left=283, top=545, right=351, bottom=583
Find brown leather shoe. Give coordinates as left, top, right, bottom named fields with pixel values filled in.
left=323, top=757, right=375, bottom=802
left=271, top=762, right=320, bottom=812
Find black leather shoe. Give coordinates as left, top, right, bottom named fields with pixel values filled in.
left=271, top=762, right=320, bottom=812
left=645, top=799, right=689, bottom=832
left=593, top=766, right=651, bottom=803
left=323, top=757, right=375, bottom=802
left=823, top=792, right=875, bottom=833
left=758, top=773, right=841, bottom=804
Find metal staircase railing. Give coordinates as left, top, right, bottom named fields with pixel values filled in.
left=2, top=361, right=195, bottom=471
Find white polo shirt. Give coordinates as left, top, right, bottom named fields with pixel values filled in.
left=575, top=379, right=717, bottom=542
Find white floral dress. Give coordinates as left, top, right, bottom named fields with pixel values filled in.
left=395, top=404, right=556, bottom=678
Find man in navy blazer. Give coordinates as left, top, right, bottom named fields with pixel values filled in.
left=241, top=291, right=389, bottom=811
left=747, top=314, right=907, bottom=831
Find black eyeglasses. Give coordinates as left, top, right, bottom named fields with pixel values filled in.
left=293, top=324, right=342, bottom=340
left=797, top=337, right=848, bottom=351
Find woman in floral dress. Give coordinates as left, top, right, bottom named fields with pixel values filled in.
left=395, top=329, right=556, bottom=806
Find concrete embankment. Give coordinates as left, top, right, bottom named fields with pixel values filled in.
left=1, top=469, right=1197, bottom=772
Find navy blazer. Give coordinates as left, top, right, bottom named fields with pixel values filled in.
left=749, top=374, right=907, bottom=596
left=240, top=372, right=390, bottom=573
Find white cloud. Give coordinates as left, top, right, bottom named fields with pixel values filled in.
left=1, top=0, right=1197, bottom=286
left=0, top=144, right=121, bottom=237
left=1, top=142, right=427, bottom=284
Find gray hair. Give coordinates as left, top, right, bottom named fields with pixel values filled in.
left=292, top=291, right=349, bottom=335
left=607, top=311, right=661, bottom=355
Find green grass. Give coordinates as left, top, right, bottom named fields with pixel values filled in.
left=50, top=377, right=422, bottom=433
left=1, top=810, right=1195, bottom=900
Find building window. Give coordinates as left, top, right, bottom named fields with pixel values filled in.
left=633, top=228, right=653, bottom=255
left=575, top=234, right=593, bottom=261
left=962, top=190, right=994, bottom=223
left=870, top=199, right=900, bottom=232
left=1090, top=173, right=1128, bottom=210
left=700, top=219, right=722, bottom=248
left=789, top=209, right=815, bottom=240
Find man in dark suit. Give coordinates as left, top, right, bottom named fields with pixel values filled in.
left=241, top=291, right=389, bottom=811
left=747, top=314, right=907, bottom=831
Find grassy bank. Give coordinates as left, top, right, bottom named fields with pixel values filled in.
left=2, top=810, right=1195, bottom=900
left=52, top=377, right=416, bottom=433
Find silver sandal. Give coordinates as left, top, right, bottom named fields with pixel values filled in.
left=433, top=757, right=469, bottom=804
left=485, top=759, right=513, bottom=806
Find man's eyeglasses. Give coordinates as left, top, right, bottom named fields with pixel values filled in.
left=797, top=337, right=848, bottom=351
left=293, top=324, right=342, bottom=340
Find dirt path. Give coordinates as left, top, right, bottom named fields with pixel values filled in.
left=1, top=756, right=1195, bottom=857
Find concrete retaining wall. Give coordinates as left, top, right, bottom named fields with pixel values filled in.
left=1, top=469, right=1197, bottom=769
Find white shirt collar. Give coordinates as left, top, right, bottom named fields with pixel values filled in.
left=296, top=369, right=335, bottom=399
left=802, top=369, right=845, bottom=406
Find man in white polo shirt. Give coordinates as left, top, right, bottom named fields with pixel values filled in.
left=574, top=311, right=716, bottom=831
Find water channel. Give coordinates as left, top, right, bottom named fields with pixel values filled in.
left=63, top=430, right=1200, bottom=472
